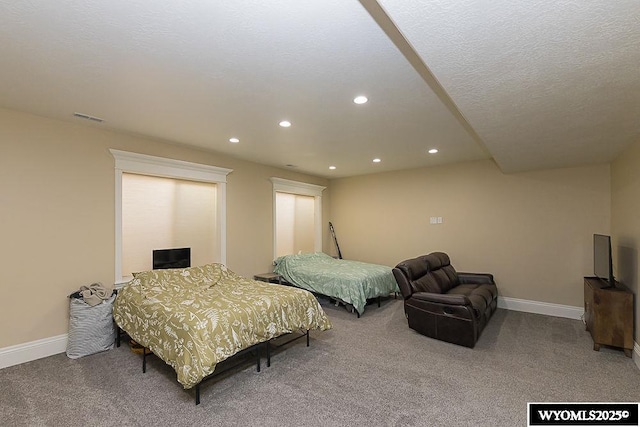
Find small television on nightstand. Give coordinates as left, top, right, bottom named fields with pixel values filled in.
left=593, top=234, right=614, bottom=288
left=153, top=247, right=191, bottom=269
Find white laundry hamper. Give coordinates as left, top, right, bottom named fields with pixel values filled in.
left=66, top=292, right=116, bottom=359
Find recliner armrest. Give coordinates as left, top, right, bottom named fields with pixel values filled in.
left=458, top=272, right=494, bottom=285
left=411, top=292, right=471, bottom=306
left=392, top=267, right=413, bottom=299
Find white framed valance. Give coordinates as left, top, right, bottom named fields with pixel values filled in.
left=270, top=177, right=326, bottom=197
left=110, top=149, right=232, bottom=283
left=270, top=177, right=326, bottom=258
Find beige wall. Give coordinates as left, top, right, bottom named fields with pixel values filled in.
left=328, top=159, right=610, bottom=307
left=0, top=108, right=329, bottom=348
left=611, top=138, right=640, bottom=341
left=0, top=104, right=619, bottom=351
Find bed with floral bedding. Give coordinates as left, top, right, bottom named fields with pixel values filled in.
left=273, top=252, right=399, bottom=317
left=112, top=263, right=331, bottom=401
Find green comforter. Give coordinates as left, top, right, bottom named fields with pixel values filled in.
left=112, top=263, right=331, bottom=389
left=273, top=252, right=399, bottom=315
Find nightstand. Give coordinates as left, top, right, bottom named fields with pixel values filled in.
left=254, top=272, right=283, bottom=284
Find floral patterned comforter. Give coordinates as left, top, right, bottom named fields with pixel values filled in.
left=112, top=263, right=331, bottom=389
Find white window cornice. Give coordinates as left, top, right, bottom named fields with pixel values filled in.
left=270, top=177, right=326, bottom=197
left=110, top=149, right=232, bottom=183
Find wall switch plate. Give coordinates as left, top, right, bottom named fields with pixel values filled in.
left=430, top=217, right=437, bottom=224
left=437, top=217, right=443, bottom=224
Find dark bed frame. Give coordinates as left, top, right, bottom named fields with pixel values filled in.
left=328, top=295, right=381, bottom=318
left=116, top=327, right=310, bottom=405
left=265, top=275, right=393, bottom=318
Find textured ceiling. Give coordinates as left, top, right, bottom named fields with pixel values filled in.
left=377, top=0, right=640, bottom=173
left=0, top=1, right=638, bottom=177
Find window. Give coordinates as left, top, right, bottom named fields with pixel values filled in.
left=121, top=173, right=217, bottom=276
left=111, top=149, right=232, bottom=283
left=271, top=177, right=325, bottom=259
left=275, top=192, right=315, bottom=257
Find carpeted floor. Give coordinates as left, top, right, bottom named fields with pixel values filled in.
left=1, top=297, right=639, bottom=426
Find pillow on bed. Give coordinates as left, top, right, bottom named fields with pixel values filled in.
left=134, top=263, right=225, bottom=293
left=274, top=252, right=332, bottom=266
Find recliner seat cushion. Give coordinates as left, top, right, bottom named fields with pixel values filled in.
left=446, top=283, right=497, bottom=318
left=447, top=284, right=497, bottom=303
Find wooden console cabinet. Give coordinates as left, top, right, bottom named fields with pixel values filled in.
left=583, top=276, right=633, bottom=357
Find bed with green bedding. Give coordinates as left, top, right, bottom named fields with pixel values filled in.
left=273, top=252, right=399, bottom=316
left=112, top=263, right=331, bottom=397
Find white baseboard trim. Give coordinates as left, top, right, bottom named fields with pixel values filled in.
left=498, top=297, right=640, bottom=370
left=0, top=299, right=633, bottom=370
left=0, top=334, right=68, bottom=370
left=498, top=296, right=583, bottom=320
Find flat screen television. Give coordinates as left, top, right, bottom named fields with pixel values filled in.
left=593, top=234, right=614, bottom=288
left=153, top=247, right=191, bottom=270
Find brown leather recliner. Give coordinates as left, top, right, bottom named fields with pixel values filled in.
left=392, top=252, right=498, bottom=348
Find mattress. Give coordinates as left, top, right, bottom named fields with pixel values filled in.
left=273, top=252, right=399, bottom=315
left=113, top=263, right=331, bottom=388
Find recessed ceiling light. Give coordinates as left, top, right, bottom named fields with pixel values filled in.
left=279, top=120, right=291, bottom=128
left=229, top=137, right=240, bottom=143
left=428, top=148, right=438, bottom=154
left=353, top=96, right=368, bottom=104
left=372, top=158, right=381, bottom=163
left=329, top=166, right=336, bottom=170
